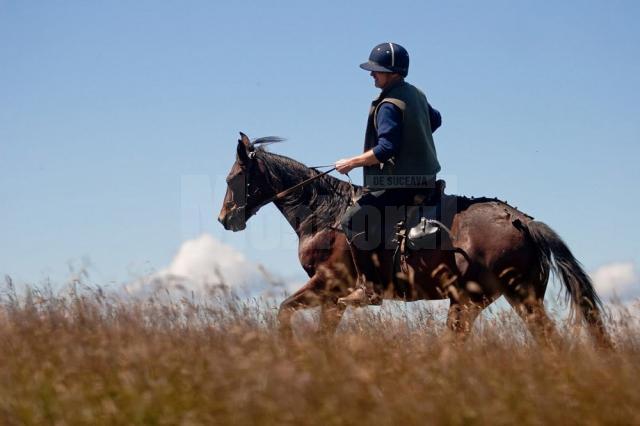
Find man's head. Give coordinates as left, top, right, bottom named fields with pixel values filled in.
left=370, top=71, right=403, bottom=89
left=360, top=42, right=410, bottom=78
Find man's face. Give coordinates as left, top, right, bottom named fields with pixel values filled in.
left=371, top=71, right=395, bottom=89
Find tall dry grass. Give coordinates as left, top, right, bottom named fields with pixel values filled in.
left=0, top=278, right=639, bottom=425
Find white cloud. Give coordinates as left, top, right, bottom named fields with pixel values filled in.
left=591, top=262, right=640, bottom=301
left=126, top=234, right=298, bottom=298
left=166, top=234, right=253, bottom=288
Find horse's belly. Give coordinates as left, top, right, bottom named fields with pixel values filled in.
left=397, top=249, right=458, bottom=301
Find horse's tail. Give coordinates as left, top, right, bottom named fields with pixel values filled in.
left=526, top=220, right=612, bottom=348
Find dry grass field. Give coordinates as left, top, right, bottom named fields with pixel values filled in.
left=0, top=279, right=639, bottom=425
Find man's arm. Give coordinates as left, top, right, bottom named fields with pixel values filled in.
left=335, top=102, right=403, bottom=174
left=371, top=102, right=403, bottom=162
left=335, top=149, right=380, bottom=174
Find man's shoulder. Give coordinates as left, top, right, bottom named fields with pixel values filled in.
left=389, top=81, right=425, bottom=98
left=384, top=83, right=428, bottom=112
left=377, top=98, right=406, bottom=112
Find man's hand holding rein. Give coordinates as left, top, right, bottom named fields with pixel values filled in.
left=335, top=150, right=381, bottom=175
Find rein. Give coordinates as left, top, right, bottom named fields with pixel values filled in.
left=262, top=166, right=337, bottom=204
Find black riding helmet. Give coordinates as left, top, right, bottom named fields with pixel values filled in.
left=359, top=42, right=409, bottom=77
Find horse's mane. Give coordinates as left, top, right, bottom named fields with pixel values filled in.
left=252, top=144, right=360, bottom=230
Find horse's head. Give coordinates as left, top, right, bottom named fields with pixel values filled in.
left=218, top=132, right=280, bottom=231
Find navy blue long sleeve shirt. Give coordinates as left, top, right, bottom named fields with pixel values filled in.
left=372, top=102, right=442, bottom=162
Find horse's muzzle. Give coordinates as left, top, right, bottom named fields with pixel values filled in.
left=218, top=208, right=247, bottom=232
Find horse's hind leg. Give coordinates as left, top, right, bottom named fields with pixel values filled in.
left=445, top=300, right=484, bottom=343
left=503, top=277, right=560, bottom=346
left=435, top=263, right=491, bottom=344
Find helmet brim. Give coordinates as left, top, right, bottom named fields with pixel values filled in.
left=359, top=61, right=394, bottom=73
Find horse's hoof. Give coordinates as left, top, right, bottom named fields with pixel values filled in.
left=338, top=287, right=382, bottom=307
left=338, top=288, right=368, bottom=307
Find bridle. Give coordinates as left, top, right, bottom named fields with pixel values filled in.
left=228, top=150, right=353, bottom=221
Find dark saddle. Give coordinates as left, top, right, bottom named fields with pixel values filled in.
left=392, top=179, right=457, bottom=253
left=410, top=179, right=447, bottom=206
left=386, top=180, right=457, bottom=296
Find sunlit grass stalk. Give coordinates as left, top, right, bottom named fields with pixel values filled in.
left=0, top=279, right=638, bottom=425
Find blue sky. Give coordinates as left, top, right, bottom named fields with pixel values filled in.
left=1, top=1, right=639, bottom=293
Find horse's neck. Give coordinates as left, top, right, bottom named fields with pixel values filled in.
left=265, top=156, right=350, bottom=238
left=273, top=198, right=311, bottom=238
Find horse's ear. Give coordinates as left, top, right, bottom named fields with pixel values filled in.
left=237, top=132, right=253, bottom=164
left=239, top=132, right=251, bottom=148
left=237, top=139, right=249, bottom=164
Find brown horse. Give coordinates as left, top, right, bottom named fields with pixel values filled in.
left=218, top=133, right=611, bottom=347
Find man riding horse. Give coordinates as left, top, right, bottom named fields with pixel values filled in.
left=335, top=42, right=443, bottom=306
left=217, top=43, right=611, bottom=347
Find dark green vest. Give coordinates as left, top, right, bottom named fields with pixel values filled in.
left=363, top=81, right=441, bottom=189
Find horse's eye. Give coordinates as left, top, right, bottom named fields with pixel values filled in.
left=226, top=173, right=243, bottom=185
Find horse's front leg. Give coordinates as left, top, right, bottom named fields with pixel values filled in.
left=319, top=301, right=346, bottom=335
left=278, top=274, right=346, bottom=340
